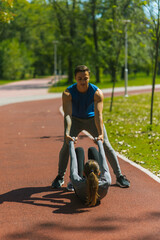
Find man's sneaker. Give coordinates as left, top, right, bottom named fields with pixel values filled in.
left=116, top=175, right=130, bottom=188
left=51, top=175, right=64, bottom=189
left=67, top=181, right=74, bottom=192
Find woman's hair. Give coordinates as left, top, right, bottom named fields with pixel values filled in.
left=84, top=160, right=100, bottom=207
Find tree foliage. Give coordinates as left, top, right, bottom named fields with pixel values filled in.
left=0, top=0, right=14, bottom=23
left=0, top=0, right=156, bottom=85
left=0, top=0, right=55, bottom=79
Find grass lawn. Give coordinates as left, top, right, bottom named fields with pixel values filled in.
left=103, top=92, right=160, bottom=178
left=0, top=80, right=16, bottom=85
left=48, top=72, right=160, bottom=93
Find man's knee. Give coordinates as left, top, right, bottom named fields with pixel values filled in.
left=103, top=140, right=113, bottom=151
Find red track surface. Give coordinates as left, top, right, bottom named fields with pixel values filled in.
left=0, top=81, right=160, bottom=240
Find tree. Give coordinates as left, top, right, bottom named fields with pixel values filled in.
left=0, top=38, right=34, bottom=80
left=143, top=0, right=160, bottom=125
left=51, top=0, right=81, bottom=83
left=100, top=0, right=148, bottom=111
left=90, top=0, right=100, bottom=82
left=0, top=0, right=155, bottom=85
left=100, top=0, right=132, bottom=111
left=0, top=0, right=14, bottom=23
left=81, top=0, right=103, bottom=83
left=52, top=0, right=104, bottom=83
left=0, top=0, right=55, bottom=79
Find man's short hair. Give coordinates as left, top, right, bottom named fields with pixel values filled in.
left=74, top=65, right=90, bottom=76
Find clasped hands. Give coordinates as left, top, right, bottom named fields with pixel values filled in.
left=65, top=134, right=103, bottom=144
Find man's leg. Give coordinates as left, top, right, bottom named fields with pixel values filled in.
left=52, top=117, right=82, bottom=188
left=83, top=118, right=130, bottom=187
left=103, top=126, right=130, bottom=187
left=83, top=118, right=121, bottom=176
left=58, top=141, right=69, bottom=177
left=58, top=117, right=83, bottom=177
left=102, top=126, right=121, bottom=177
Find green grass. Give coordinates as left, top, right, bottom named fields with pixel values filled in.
left=103, top=93, right=160, bottom=177
left=48, top=73, right=160, bottom=93
left=0, top=80, right=16, bottom=85
left=48, top=78, right=71, bottom=93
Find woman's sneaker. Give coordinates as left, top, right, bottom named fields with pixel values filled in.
left=51, top=175, right=64, bottom=189
left=67, top=181, right=74, bottom=192
left=116, top=175, right=130, bottom=188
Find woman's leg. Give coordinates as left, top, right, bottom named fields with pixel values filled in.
left=75, top=147, right=85, bottom=178
left=88, top=147, right=99, bottom=163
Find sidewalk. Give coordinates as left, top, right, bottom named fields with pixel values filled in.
left=0, top=78, right=160, bottom=240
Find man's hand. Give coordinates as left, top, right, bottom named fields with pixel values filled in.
left=65, top=134, right=78, bottom=144
left=97, top=134, right=103, bottom=142
left=94, top=135, right=103, bottom=144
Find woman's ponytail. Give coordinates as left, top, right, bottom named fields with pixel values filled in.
left=84, top=160, right=100, bottom=207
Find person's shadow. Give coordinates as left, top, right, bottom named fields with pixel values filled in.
left=0, top=186, right=89, bottom=214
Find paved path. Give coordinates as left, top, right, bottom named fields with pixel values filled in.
left=1, top=77, right=160, bottom=106
left=0, top=77, right=62, bottom=106
left=0, top=78, right=160, bottom=240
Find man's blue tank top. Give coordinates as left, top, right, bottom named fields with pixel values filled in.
left=67, top=83, right=98, bottom=119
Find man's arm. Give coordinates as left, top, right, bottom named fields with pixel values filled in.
left=94, top=88, right=104, bottom=141
left=63, top=89, right=77, bottom=144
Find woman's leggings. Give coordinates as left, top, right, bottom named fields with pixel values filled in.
left=75, top=146, right=99, bottom=176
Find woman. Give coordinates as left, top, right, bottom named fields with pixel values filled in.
left=69, top=138, right=111, bottom=207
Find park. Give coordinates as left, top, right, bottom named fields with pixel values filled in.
left=0, top=0, right=160, bottom=240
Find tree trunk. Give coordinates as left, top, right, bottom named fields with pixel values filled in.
left=91, top=0, right=100, bottom=83
left=121, top=66, right=125, bottom=80
left=67, top=0, right=76, bottom=84
left=150, top=36, right=159, bottom=125
left=95, top=66, right=100, bottom=83
left=68, top=56, right=73, bottom=83
left=150, top=2, right=160, bottom=125
left=110, top=66, right=116, bottom=112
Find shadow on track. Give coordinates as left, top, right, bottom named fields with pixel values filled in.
left=0, top=186, right=89, bottom=215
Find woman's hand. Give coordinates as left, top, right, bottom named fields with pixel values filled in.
left=66, top=135, right=78, bottom=144
left=94, top=135, right=103, bottom=144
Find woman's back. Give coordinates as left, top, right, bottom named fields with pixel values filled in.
left=69, top=139, right=111, bottom=206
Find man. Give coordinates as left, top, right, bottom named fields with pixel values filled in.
left=52, top=65, right=130, bottom=190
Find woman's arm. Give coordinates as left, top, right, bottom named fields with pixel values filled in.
left=97, top=140, right=111, bottom=185
left=69, top=141, right=81, bottom=181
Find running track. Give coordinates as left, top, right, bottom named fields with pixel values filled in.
left=0, top=78, right=160, bottom=240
